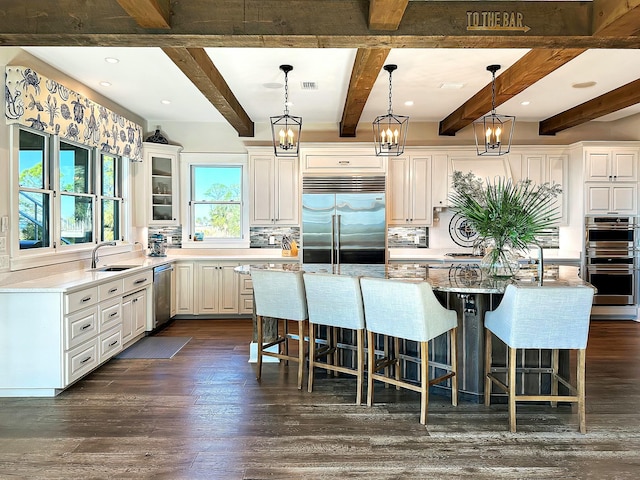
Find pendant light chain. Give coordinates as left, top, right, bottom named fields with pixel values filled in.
left=283, top=70, right=289, bottom=116
left=491, top=69, right=497, bottom=116
left=387, top=69, right=393, bottom=116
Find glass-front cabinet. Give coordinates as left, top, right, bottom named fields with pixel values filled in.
left=143, top=143, right=182, bottom=225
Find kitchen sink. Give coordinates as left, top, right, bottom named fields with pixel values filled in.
left=95, top=265, right=139, bottom=272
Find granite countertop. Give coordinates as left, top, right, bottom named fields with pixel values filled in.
left=240, top=263, right=592, bottom=294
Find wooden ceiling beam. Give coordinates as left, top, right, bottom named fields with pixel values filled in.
left=3, top=1, right=631, bottom=48
left=369, top=0, right=409, bottom=30
left=162, top=47, right=254, bottom=137
left=592, top=0, right=640, bottom=36
left=115, top=0, right=171, bottom=29
left=438, top=48, right=587, bottom=136
left=340, top=48, right=391, bottom=137
left=539, top=78, right=640, bottom=135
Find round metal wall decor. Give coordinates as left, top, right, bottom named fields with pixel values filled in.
left=449, top=213, right=479, bottom=247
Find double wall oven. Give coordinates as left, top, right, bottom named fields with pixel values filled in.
left=585, top=216, right=639, bottom=306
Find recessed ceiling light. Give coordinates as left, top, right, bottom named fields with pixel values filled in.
left=572, top=81, right=597, bottom=89
left=520, top=101, right=530, bottom=106
left=404, top=100, right=414, bottom=107
left=263, top=82, right=283, bottom=89
left=99, top=81, right=111, bottom=87
left=160, top=99, right=171, bottom=105
left=104, top=57, right=119, bottom=64
left=439, top=82, right=465, bottom=90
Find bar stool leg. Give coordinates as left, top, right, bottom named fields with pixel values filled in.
left=256, top=314, right=264, bottom=381
left=308, top=321, right=316, bottom=393
left=484, top=328, right=492, bottom=406
left=297, top=320, right=305, bottom=390
left=367, top=330, right=376, bottom=407
left=551, top=348, right=559, bottom=408
left=578, top=348, right=587, bottom=434
left=420, top=340, right=429, bottom=425
left=355, top=329, right=365, bottom=405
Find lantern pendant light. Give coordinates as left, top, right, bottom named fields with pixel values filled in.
left=373, top=64, right=409, bottom=157
left=473, top=64, right=515, bottom=156
left=270, top=64, right=302, bottom=157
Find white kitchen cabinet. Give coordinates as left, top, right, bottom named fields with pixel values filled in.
left=121, top=289, right=147, bottom=346
left=249, top=152, right=299, bottom=226
left=521, top=154, right=568, bottom=225
left=388, top=156, right=432, bottom=226
left=0, top=267, right=154, bottom=396
left=170, top=266, right=177, bottom=318
left=195, top=262, right=239, bottom=315
left=585, top=183, right=638, bottom=215
left=585, top=148, right=638, bottom=182
left=144, top=142, right=183, bottom=225
left=175, top=262, right=195, bottom=315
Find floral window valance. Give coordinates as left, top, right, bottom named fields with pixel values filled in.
left=5, top=66, right=143, bottom=162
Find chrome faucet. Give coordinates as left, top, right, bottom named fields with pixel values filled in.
left=91, top=241, right=116, bottom=269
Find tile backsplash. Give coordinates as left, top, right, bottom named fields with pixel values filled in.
left=387, top=226, right=429, bottom=248
left=148, top=225, right=182, bottom=249
left=250, top=227, right=301, bottom=248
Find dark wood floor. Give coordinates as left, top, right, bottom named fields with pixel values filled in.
left=1, top=319, right=640, bottom=479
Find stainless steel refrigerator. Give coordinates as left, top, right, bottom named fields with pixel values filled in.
left=302, top=176, right=387, bottom=264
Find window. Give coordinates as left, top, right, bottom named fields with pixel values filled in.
left=190, top=165, right=243, bottom=240
left=14, top=126, right=126, bottom=257
left=18, top=129, right=52, bottom=250
left=59, top=141, right=94, bottom=245
left=100, top=153, right=123, bottom=242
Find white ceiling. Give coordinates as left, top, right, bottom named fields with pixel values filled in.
left=22, top=46, right=640, bottom=130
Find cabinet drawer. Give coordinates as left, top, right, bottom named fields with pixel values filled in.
left=64, top=306, right=99, bottom=350
left=99, top=279, right=124, bottom=301
left=240, top=294, right=254, bottom=314
left=100, top=299, right=122, bottom=332
left=99, top=327, right=123, bottom=362
left=65, top=337, right=99, bottom=385
left=123, top=271, right=152, bottom=293
left=65, top=286, right=99, bottom=314
left=240, top=276, right=253, bottom=295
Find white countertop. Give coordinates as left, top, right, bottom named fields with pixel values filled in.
left=0, top=247, right=581, bottom=293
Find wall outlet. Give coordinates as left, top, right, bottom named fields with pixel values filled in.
left=269, top=236, right=275, bottom=245
left=0, top=255, right=9, bottom=270
left=0, top=216, right=7, bottom=233
left=414, top=235, right=420, bottom=245
left=0, top=236, right=5, bottom=253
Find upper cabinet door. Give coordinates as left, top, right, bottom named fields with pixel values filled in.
left=585, top=148, right=638, bottom=182
left=388, top=156, right=432, bottom=226
left=249, top=152, right=299, bottom=226
left=144, top=143, right=182, bottom=226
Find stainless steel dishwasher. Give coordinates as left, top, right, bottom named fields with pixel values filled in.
left=153, top=263, right=173, bottom=331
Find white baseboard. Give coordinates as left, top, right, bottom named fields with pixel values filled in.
left=248, top=342, right=280, bottom=363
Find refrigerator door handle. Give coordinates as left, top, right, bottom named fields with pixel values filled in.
left=336, top=214, right=342, bottom=266
left=330, top=214, right=336, bottom=265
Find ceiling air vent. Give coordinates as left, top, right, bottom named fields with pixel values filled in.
left=301, top=81, right=318, bottom=90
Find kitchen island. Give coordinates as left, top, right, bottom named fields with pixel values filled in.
left=242, top=262, right=593, bottom=402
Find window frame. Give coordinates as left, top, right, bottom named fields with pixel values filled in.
left=10, top=125, right=131, bottom=269
left=98, top=152, right=124, bottom=242
left=180, top=152, right=249, bottom=249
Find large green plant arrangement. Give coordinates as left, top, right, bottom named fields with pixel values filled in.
left=449, top=171, right=562, bottom=276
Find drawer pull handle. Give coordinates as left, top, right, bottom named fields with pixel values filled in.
left=108, top=340, right=119, bottom=347
left=81, top=323, right=92, bottom=330
left=81, top=296, right=92, bottom=303
left=134, top=278, right=147, bottom=285
left=108, top=288, right=118, bottom=294
left=109, top=312, right=118, bottom=318
left=80, top=356, right=92, bottom=364
left=338, top=160, right=350, bottom=164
